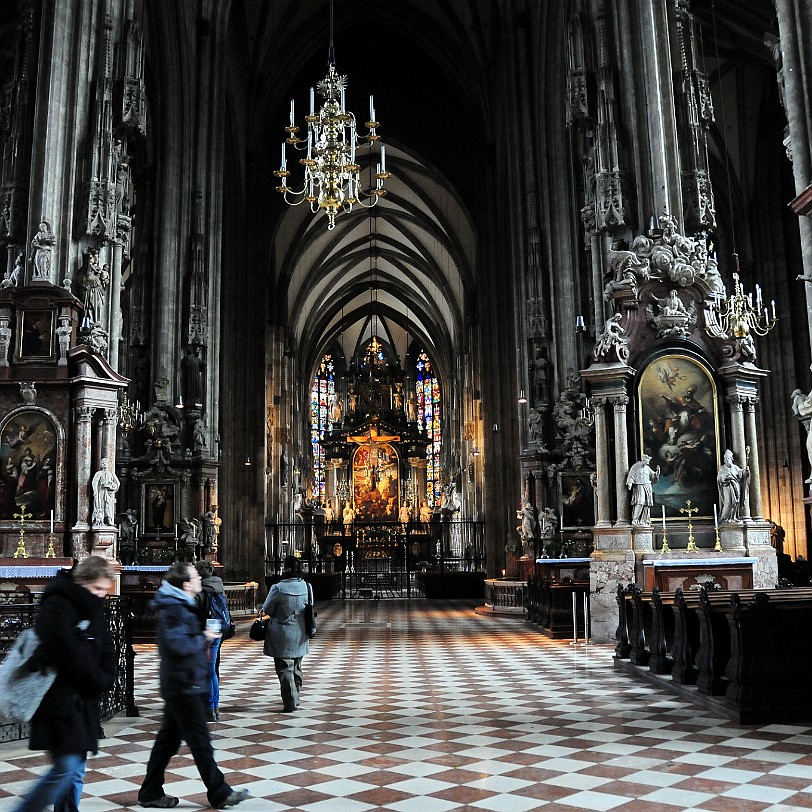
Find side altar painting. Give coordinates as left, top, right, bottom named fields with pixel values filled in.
left=637, top=354, right=719, bottom=517
left=0, top=411, right=56, bottom=519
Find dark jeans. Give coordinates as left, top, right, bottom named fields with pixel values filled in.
left=139, top=692, right=232, bottom=807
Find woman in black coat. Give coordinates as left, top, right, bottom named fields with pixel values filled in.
left=14, top=555, right=117, bottom=812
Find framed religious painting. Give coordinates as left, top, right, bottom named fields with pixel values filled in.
left=637, top=353, right=720, bottom=518
left=19, top=310, right=53, bottom=359
left=560, top=472, right=594, bottom=529
left=141, top=482, right=177, bottom=536
left=0, top=411, right=57, bottom=520
left=352, top=443, right=399, bottom=521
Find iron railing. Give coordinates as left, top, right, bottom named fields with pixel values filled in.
left=265, top=518, right=486, bottom=599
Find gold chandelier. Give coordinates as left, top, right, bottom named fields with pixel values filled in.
left=274, top=1, right=390, bottom=230
left=705, top=255, right=777, bottom=341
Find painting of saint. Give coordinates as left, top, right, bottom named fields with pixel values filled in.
left=0, top=411, right=57, bottom=520
left=352, top=443, right=399, bottom=520
left=561, top=475, right=594, bottom=528
left=638, top=354, right=720, bottom=516
left=19, top=310, right=53, bottom=358
left=145, top=484, right=175, bottom=533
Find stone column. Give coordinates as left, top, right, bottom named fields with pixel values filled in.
left=593, top=397, right=612, bottom=527
left=612, top=395, right=630, bottom=525
left=774, top=0, right=812, bottom=323
left=743, top=398, right=763, bottom=520
left=102, top=407, right=118, bottom=468
left=73, top=405, right=94, bottom=529
left=728, top=396, right=751, bottom=521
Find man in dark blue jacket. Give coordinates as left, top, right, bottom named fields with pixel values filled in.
left=138, top=562, right=249, bottom=809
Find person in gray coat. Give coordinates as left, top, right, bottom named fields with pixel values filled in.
left=261, top=555, right=314, bottom=712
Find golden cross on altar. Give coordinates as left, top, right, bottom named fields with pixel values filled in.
left=678, top=500, right=699, bottom=552
left=12, top=507, right=32, bottom=558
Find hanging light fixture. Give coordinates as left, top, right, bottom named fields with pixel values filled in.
left=705, top=254, right=777, bottom=342
left=275, top=0, right=390, bottom=230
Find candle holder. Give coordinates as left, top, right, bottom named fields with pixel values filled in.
left=679, top=500, right=699, bottom=552
left=660, top=528, right=671, bottom=554
left=45, top=533, right=57, bottom=558
left=12, top=507, right=32, bottom=558
left=713, top=525, right=722, bottom=552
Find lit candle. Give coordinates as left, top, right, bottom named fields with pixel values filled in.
left=662, top=505, right=666, bottom=531
left=50, top=510, right=54, bottom=535
left=755, top=284, right=762, bottom=308
left=771, top=299, right=776, bottom=319
left=713, top=504, right=718, bottom=528
left=369, top=94, right=375, bottom=122
left=309, top=87, right=315, bottom=115
left=289, top=98, right=295, bottom=126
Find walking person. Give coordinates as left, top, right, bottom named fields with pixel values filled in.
left=195, top=560, right=233, bottom=721
left=261, top=555, right=315, bottom=712
left=14, top=555, right=117, bottom=812
left=138, top=562, right=248, bottom=809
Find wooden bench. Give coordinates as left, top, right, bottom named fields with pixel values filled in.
left=615, top=584, right=812, bottom=723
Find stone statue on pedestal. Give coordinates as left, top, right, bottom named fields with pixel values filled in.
left=717, top=449, right=750, bottom=522
left=626, top=454, right=660, bottom=525
left=91, top=458, right=120, bottom=527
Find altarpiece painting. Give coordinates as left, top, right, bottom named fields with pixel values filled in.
left=637, top=353, right=720, bottom=518
left=352, top=443, right=399, bottom=520
left=0, top=411, right=57, bottom=520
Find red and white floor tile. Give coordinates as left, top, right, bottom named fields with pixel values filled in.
left=1, top=600, right=812, bottom=811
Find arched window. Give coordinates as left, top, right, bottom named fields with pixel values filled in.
left=310, top=354, right=335, bottom=505
left=416, top=351, right=442, bottom=506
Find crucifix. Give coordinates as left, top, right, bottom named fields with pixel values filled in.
left=679, top=500, right=699, bottom=552
left=12, top=507, right=33, bottom=558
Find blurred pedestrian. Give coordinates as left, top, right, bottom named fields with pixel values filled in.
left=138, top=562, right=248, bottom=809
left=14, top=555, right=117, bottom=812
left=195, top=560, right=233, bottom=721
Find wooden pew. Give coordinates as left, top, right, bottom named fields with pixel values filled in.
left=615, top=584, right=812, bottom=722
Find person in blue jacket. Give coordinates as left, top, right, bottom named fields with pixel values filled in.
left=137, top=561, right=248, bottom=809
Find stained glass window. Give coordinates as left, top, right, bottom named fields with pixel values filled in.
left=416, top=351, right=442, bottom=506
left=310, top=354, right=335, bottom=505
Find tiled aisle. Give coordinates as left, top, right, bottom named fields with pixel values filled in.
left=1, top=600, right=812, bottom=811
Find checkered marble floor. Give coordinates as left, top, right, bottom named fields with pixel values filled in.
left=2, top=600, right=812, bottom=811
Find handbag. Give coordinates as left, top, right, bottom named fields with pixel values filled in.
left=222, top=621, right=236, bottom=641
left=304, top=583, right=317, bottom=639
left=249, top=616, right=267, bottom=641
left=0, top=628, right=56, bottom=723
